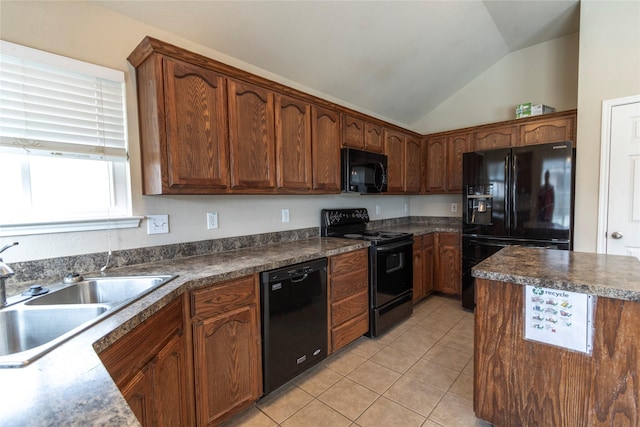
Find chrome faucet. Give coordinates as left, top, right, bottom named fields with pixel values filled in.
left=0, top=242, right=19, bottom=307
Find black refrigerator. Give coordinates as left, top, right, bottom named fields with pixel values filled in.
left=462, top=141, right=575, bottom=309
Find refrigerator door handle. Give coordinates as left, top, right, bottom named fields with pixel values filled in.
left=504, top=155, right=510, bottom=231
left=511, top=155, right=517, bottom=232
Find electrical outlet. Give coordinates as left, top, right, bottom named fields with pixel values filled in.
left=147, top=214, right=169, bottom=234
left=375, top=205, right=381, bottom=215
left=207, top=212, right=219, bottom=229
left=281, top=208, right=290, bottom=223
left=451, top=203, right=458, bottom=213
left=404, top=203, right=408, bottom=213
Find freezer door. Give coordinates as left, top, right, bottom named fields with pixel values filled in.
left=511, top=142, right=574, bottom=242
left=462, top=149, right=510, bottom=236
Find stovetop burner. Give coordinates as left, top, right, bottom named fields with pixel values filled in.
left=321, top=208, right=412, bottom=245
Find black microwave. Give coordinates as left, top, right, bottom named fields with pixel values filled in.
left=341, top=148, right=388, bottom=193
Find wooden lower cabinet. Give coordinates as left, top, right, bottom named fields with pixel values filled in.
left=328, top=249, right=369, bottom=353
left=191, top=274, right=262, bottom=427
left=100, top=296, right=192, bottom=427
left=435, top=232, right=461, bottom=296
left=413, top=233, right=434, bottom=303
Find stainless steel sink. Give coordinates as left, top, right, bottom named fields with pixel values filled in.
left=0, top=306, right=109, bottom=362
left=0, top=274, right=176, bottom=368
left=25, top=275, right=174, bottom=306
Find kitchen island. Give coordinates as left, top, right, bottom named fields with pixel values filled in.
left=472, top=246, right=640, bottom=426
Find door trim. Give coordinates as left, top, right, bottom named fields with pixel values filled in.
left=597, top=94, right=640, bottom=254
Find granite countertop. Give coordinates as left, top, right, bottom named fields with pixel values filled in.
left=472, top=246, right=640, bottom=301
left=372, top=223, right=462, bottom=236
left=0, top=237, right=368, bottom=426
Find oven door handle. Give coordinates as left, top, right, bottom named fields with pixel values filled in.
left=375, top=240, right=413, bottom=252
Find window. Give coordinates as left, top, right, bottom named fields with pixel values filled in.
left=0, top=41, right=140, bottom=235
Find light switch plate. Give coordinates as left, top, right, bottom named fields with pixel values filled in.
left=147, top=214, right=169, bottom=234
left=207, top=212, right=219, bottom=229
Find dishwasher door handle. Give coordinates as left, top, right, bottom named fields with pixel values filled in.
left=290, top=273, right=309, bottom=283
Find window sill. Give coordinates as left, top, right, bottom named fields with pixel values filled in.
left=0, top=216, right=143, bottom=237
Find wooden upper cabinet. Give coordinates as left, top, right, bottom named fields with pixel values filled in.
left=405, top=136, right=422, bottom=193
left=446, top=133, right=470, bottom=193
left=311, top=105, right=341, bottom=192
left=473, top=126, right=517, bottom=151
left=425, top=137, right=446, bottom=193
left=275, top=95, right=312, bottom=191
left=384, top=129, right=405, bottom=193
left=518, top=116, right=575, bottom=147
left=228, top=79, right=276, bottom=191
left=364, top=122, right=384, bottom=153
left=342, top=114, right=365, bottom=149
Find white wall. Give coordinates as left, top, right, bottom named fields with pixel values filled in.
left=573, top=0, right=640, bottom=252
left=412, top=33, right=579, bottom=134
left=0, top=1, right=420, bottom=262
left=0, top=1, right=582, bottom=262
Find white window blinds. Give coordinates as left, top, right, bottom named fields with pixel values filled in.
left=0, top=40, right=127, bottom=160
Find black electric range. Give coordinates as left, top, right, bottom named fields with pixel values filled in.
left=321, top=208, right=414, bottom=337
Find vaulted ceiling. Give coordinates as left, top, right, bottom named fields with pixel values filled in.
left=93, top=0, right=580, bottom=128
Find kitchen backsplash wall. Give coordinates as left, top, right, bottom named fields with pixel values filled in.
left=5, top=216, right=459, bottom=298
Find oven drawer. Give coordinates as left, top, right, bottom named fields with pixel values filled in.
left=331, top=289, right=368, bottom=327
left=331, top=311, right=369, bottom=352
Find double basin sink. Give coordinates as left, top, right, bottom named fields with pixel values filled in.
left=0, top=275, right=176, bottom=368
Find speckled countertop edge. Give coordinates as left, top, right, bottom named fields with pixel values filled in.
left=0, top=236, right=369, bottom=426
left=472, top=246, right=640, bottom=302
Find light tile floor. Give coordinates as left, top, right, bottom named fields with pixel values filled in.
left=224, top=295, right=491, bottom=427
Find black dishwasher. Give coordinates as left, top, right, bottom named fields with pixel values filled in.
left=260, top=258, right=327, bottom=395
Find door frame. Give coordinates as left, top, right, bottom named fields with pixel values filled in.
left=596, top=94, right=640, bottom=254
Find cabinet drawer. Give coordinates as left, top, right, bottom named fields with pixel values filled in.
left=191, top=275, right=257, bottom=319
left=331, top=311, right=369, bottom=353
left=330, top=249, right=368, bottom=276
left=438, top=232, right=460, bottom=247
left=331, top=268, right=368, bottom=301
left=331, top=290, right=368, bottom=327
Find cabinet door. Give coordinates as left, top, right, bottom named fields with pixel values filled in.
left=311, top=105, right=341, bottom=192
left=423, top=234, right=435, bottom=296
left=412, top=239, right=424, bottom=303
left=228, top=79, right=276, bottom=190
left=405, top=136, right=422, bottom=193
left=275, top=95, right=312, bottom=191
left=518, top=117, right=574, bottom=147
left=365, top=122, right=384, bottom=153
left=473, top=126, right=516, bottom=151
left=385, top=129, right=405, bottom=193
left=154, top=331, right=190, bottom=427
left=436, top=233, right=461, bottom=296
left=120, top=368, right=153, bottom=426
left=446, top=133, right=469, bottom=193
left=164, top=58, right=229, bottom=191
left=425, top=137, right=446, bottom=193
left=342, top=114, right=365, bottom=149
left=193, top=305, right=262, bottom=426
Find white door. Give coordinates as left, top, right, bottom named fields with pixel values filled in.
left=598, top=96, right=640, bottom=258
